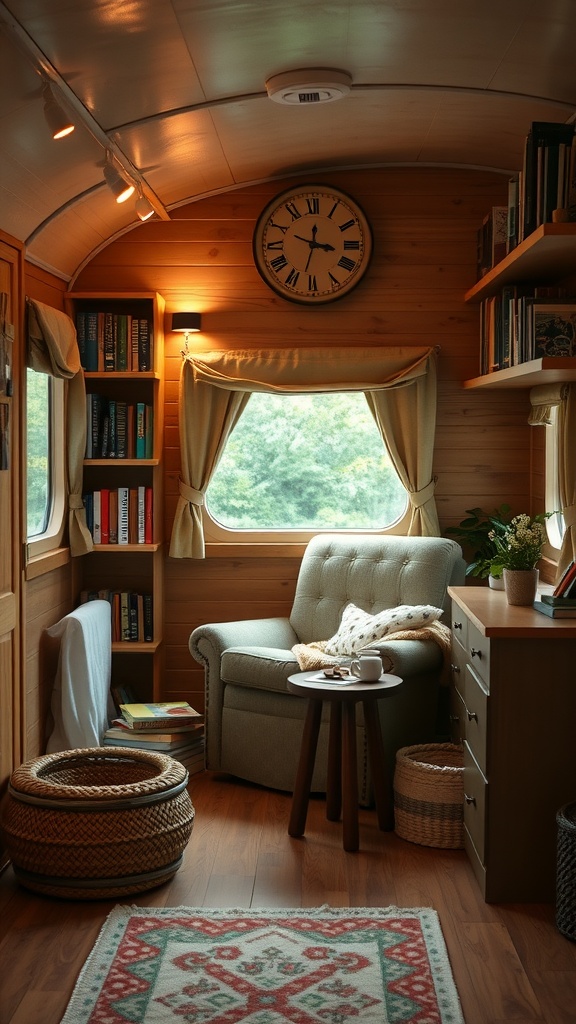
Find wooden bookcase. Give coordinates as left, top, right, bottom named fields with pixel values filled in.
left=464, top=223, right=576, bottom=390
left=64, top=291, right=165, bottom=702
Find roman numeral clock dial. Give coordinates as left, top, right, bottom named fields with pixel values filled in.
left=252, top=185, right=373, bottom=304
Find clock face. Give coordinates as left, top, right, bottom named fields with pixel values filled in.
left=253, top=184, right=373, bottom=304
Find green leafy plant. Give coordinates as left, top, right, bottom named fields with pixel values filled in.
left=445, top=504, right=513, bottom=579
left=487, top=512, right=552, bottom=573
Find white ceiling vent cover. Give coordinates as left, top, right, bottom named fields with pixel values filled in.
left=266, top=69, right=352, bottom=105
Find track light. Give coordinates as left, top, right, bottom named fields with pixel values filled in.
left=43, top=83, right=74, bottom=139
left=103, top=156, right=135, bottom=203
left=135, top=192, right=155, bottom=221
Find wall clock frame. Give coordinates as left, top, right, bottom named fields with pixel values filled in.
left=252, top=184, right=373, bottom=305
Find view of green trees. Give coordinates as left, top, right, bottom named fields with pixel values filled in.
left=26, top=368, right=50, bottom=538
left=206, top=392, right=407, bottom=530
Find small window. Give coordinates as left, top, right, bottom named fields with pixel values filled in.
left=26, top=368, right=66, bottom=555
left=545, top=406, right=564, bottom=552
left=205, top=391, right=408, bottom=540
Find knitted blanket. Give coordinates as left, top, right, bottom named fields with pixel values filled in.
left=292, top=619, right=452, bottom=683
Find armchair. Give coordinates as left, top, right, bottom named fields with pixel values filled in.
left=189, top=534, right=465, bottom=804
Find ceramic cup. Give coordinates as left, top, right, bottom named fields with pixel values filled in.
left=350, top=653, right=383, bottom=682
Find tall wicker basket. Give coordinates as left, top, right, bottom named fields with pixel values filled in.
left=393, top=743, right=464, bottom=849
left=0, top=747, right=195, bottom=900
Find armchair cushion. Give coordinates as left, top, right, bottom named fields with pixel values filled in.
left=323, top=601, right=444, bottom=656
left=221, top=647, right=299, bottom=694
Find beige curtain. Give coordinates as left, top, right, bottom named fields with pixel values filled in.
left=557, top=383, right=576, bottom=575
left=170, top=345, right=438, bottom=558
left=26, top=299, right=92, bottom=556
left=365, top=355, right=439, bottom=535
left=528, top=382, right=568, bottom=425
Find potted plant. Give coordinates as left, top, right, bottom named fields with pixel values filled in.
left=445, top=504, right=513, bottom=585
left=487, top=511, right=552, bottom=604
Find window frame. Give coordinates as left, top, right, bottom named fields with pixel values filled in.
left=545, top=406, right=563, bottom=554
left=25, top=369, right=66, bottom=560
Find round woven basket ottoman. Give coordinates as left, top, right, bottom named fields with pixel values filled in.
left=393, top=742, right=464, bottom=849
left=556, top=802, right=576, bottom=941
left=0, top=747, right=195, bottom=900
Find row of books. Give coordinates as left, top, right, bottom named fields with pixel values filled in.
left=76, top=310, right=153, bottom=372
left=477, top=122, right=576, bottom=277
left=81, top=590, right=154, bottom=642
left=83, top=485, right=153, bottom=544
left=86, top=394, right=153, bottom=460
left=103, top=700, right=205, bottom=774
left=479, top=287, right=576, bottom=374
left=534, top=560, right=576, bottom=618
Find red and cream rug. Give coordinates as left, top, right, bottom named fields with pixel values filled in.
left=61, top=905, right=464, bottom=1023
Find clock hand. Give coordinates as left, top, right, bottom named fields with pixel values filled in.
left=314, top=241, right=336, bottom=252
left=295, top=224, right=318, bottom=249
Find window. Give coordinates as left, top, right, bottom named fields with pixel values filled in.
left=26, top=367, right=66, bottom=555
left=205, top=391, right=408, bottom=539
left=545, top=406, right=564, bottom=552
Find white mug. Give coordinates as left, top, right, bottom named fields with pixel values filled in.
left=350, top=653, right=383, bottom=682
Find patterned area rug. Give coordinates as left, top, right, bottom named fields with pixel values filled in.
left=61, top=905, right=465, bottom=1023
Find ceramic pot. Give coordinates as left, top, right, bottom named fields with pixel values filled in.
left=503, top=568, right=539, bottom=606
left=488, top=574, right=505, bottom=590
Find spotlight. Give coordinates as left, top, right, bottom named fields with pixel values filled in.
left=135, top=193, right=155, bottom=221
left=103, top=157, right=135, bottom=203
left=43, top=83, right=74, bottom=139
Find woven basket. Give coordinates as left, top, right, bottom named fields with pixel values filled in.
left=556, top=802, right=576, bottom=941
left=0, top=747, right=195, bottom=900
left=393, top=743, right=464, bottom=849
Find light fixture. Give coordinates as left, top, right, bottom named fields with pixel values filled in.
left=103, top=154, right=135, bottom=203
left=172, top=312, right=202, bottom=354
left=43, top=82, right=74, bottom=139
left=135, top=192, right=155, bottom=221
left=266, top=69, right=352, bottom=105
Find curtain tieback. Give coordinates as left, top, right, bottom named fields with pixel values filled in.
left=408, top=479, right=436, bottom=509
left=68, top=493, right=85, bottom=511
left=179, top=480, right=205, bottom=506
left=563, top=504, right=576, bottom=529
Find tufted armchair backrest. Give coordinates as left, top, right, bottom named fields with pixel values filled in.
left=289, top=534, right=465, bottom=645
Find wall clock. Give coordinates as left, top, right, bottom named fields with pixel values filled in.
left=252, top=184, right=373, bottom=304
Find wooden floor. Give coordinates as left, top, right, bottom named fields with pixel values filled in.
left=1, top=770, right=575, bottom=1023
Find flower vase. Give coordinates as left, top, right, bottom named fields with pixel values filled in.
left=503, top=568, right=539, bottom=606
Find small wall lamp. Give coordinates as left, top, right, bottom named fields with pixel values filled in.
left=171, top=312, right=202, bottom=354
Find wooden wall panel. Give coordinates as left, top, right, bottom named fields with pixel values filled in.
left=74, top=166, right=536, bottom=705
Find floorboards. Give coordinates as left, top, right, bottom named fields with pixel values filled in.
left=1, top=770, right=575, bottom=1023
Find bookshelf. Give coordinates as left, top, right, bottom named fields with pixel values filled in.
left=64, top=291, right=165, bottom=701
left=464, top=224, right=576, bottom=390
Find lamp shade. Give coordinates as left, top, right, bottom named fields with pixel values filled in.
left=171, top=312, right=202, bottom=333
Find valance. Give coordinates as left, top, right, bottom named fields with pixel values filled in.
left=528, top=382, right=569, bottom=425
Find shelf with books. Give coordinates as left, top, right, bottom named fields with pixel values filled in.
left=65, top=291, right=165, bottom=702
left=465, top=224, right=576, bottom=304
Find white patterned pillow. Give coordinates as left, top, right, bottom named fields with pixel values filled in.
left=323, top=602, right=444, bottom=656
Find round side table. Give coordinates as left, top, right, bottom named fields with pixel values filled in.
left=286, top=671, right=403, bottom=852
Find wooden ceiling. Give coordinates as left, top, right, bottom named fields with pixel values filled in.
left=1, top=0, right=575, bottom=281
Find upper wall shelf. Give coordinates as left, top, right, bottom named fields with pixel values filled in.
left=465, top=223, right=576, bottom=303
left=463, top=357, right=576, bottom=389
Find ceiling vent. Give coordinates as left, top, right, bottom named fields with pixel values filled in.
left=266, top=69, right=352, bottom=105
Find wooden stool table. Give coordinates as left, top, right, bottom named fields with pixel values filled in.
left=287, top=670, right=403, bottom=852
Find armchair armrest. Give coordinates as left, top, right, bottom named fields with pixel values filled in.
left=374, top=638, right=443, bottom=678
left=189, top=617, right=299, bottom=768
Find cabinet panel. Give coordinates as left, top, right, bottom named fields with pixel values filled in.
left=462, top=666, right=488, bottom=773
left=463, top=743, right=487, bottom=862
left=466, top=620, right=490, bottom=689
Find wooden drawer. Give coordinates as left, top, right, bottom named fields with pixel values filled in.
left=450, top=602, right=468, bottom=652
left=449, top=682, right=466, bottom=744
left=463, top=666, right=488, bottom=774
left=466, top=619, right=490, bottom=689
left=463, top=743, right=487, bottom=863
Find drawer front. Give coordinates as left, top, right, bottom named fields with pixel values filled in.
left=450, top=602, right=468, bottom=653
left=463, top=744, right=487, bottom=863
left=467, top=620, right=490, bottom=689
left=449, top=683, right=466, bottom=745
left=463, top=666, right=488, bottom=774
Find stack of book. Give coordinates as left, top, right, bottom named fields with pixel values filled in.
left=103, top=701, right=205, bottom=775
left=534, top=560, right=576, bottom=618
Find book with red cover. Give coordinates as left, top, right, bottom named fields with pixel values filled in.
left=100, top=487, right=110, bottom=544
left=553, top=560, right=576, bottom=597
left=144, top=486, right=153, bottom=544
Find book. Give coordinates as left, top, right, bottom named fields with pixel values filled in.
left=92, top=490, right=101, bottom=543
left=143, top=593, right=153, bottom=641
left=128, top=486, right=138, bottom=543
left=104, top=722, right=204, bottom=748
left=540, top=593, right=576, bottom=607
left=119, top=701, right=201, bottom=729
left=108, top=489, right=118, bottom=544
left=533, top=600, right=576, bottom=618
left=108, top=718, right=204, bottom=739
left=135, top=402, right=146, bottom=458
left=138, top=485, right=146, bottom=544
left=553, top=560, right=576, bottom=597
left=144, top=486, right=153, bottom=544
left=100, top=488, right=110, bottom=544
left=118, top=486, right=129, bottom=544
